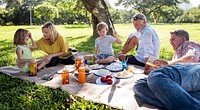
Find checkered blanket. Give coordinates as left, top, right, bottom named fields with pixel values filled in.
left=0, top=52, right=161, bottom=110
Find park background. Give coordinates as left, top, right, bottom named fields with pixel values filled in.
left=0, top=0, right=200, bottom=109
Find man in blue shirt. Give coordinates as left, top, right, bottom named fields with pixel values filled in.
left=119, top=13, right=160, bottom=74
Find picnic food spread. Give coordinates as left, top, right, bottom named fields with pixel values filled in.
left=90, top=64, right=104, bottom=70
left=55, top=59, right=144, bottom=85
left=37, top=55, right=143, bottom=85
left=93, top=69, right=112, bottom=77
left=105, top=62, right=122, bottom=72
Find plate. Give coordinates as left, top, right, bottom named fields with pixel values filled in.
left=74, top=70, right=94, bottom=75
left=106, top=62, right=122, bottom=72
left=96, top=77, right=117, bottom=85
left=90, top=64, right=104, bottom=70
left=113, top=70, right=134, bottom=79
left=57, top=67, right=75, bottom=74
left=93, top=69, right=112, bottom=77
left=134, top=68, right=144, bottom=74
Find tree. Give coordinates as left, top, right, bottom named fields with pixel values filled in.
left=34, top=2, right=58, bottom=23
left=80, top=0, right=114, bottom=37
left=0, top=7, right=8, bottom=25
left=115, top=0, right=189, bottom=19
left=50, top=0, right=89, bottom=25
left=175, top=8, right=200, bottom=23
left=152, top=6, right=184, bottom=23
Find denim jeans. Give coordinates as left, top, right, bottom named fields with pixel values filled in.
left=96, top=54, right=113, bottom=60
left=134, top=63, right=200, bottom=110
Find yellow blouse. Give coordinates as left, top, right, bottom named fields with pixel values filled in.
left=36, top=34, right=69, bottom=54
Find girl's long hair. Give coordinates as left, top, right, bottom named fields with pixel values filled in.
left=13, top=28, right=29, bottom=45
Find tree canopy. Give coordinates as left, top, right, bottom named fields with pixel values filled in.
left=0, top=0, right=200, bottom=26
left=115, top=0, right=189, bottom=16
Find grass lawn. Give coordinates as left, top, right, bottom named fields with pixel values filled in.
left=0, top=23, right=200, bottom=109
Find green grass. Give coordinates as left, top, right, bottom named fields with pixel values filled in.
left=0, top=23, right=200, bottom=109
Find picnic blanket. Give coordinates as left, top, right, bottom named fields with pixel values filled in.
left=0, top=52, right=162, bottom=110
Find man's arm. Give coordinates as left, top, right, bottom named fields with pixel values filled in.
left=154, top=54, right=199, bottom=67
left=168, top=54, right=199, bottom=65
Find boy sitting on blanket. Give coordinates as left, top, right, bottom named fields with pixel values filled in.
left=84, top=22, right=122, bottom=64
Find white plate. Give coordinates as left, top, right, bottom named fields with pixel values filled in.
left=113, top=70, right=134, bottom=79
left=96, top=77, right=117, bottom=85
left=93, top=69, right=112, bottom=77
left=106, top=62, right=122, bottom=72
left=57, top=68, right=75, bottom=74
left=134, top=68, right=144, bottom=74
left=74, top=70, right=94, bottom=75
left=90, top=64, right=104, bottom=70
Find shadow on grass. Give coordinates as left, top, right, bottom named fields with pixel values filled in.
left=66, top=35, right=95, bottom=53
left=66, top=35, right=123, bottom=54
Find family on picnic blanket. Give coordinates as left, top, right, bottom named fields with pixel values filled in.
left=13, top=13, right=200, bottom=109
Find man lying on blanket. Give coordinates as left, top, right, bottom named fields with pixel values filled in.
left=134, top=29, right=200, bottom=109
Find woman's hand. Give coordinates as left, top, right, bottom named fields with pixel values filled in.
left=44, top=54, right=54, bottom=64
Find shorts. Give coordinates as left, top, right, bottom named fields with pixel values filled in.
left=96, top=54, right=113, bottom=61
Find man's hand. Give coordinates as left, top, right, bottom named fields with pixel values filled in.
left=154, top=59, right=168, bottom=67
left=118, top=53, right=127, bottom=61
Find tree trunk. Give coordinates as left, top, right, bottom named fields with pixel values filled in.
left=80, top=0, right=114, bottom=37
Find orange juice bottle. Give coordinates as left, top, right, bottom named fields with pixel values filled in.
left=30, top=63, right=37, bottom=76
left=78, top=67, right=86, bottom=84
left=62, top=69, right=69, bottom=84
left=75, top=58, right=81, bottom=70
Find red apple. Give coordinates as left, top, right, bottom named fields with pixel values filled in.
left=100, top=76, right=107, bottom=82
left=106, top=78, right=113, bottom=85
left=106, top=75, right=112, bottom=79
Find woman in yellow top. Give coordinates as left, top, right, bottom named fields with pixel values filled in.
left=35, top=22, right=75, bottom=69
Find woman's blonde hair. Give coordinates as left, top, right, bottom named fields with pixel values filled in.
left=13, top=28, right=29, bottom=45
left=42, top=22, right=59, bottom=45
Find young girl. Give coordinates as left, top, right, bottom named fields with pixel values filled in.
left=14, top=28, right=46, bottom=73
left=85, top=22, right=122, bottom=64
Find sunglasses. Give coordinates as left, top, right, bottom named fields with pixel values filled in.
left=132, top=16, right=144, bottom=20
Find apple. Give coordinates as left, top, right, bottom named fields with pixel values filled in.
left=100, top=76, right=107, bottom=82
left=106, top=78, right=113, bottom=85
left=106, top=75, right=112, bottom=79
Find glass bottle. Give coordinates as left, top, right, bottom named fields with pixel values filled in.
left=78, top=66, right=86, bottom=84
left=62, top=69, right=69, bottom=84
left=29, top=63, right=37, bottom=76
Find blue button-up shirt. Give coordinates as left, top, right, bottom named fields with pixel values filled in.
left=135, top=24, right=160, bottom=63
